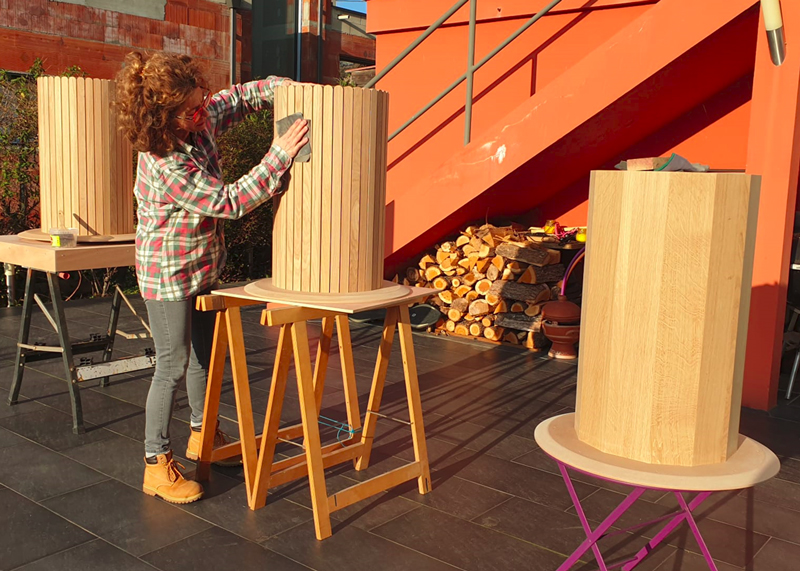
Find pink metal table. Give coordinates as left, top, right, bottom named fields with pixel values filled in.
left=534, top=413, right=780, bottom=571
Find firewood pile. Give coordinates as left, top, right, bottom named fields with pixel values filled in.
left=401, top=223, right=579, bottom=350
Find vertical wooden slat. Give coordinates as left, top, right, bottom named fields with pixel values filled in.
left=84, top=79, right=97, bottom=235
left=52, top=77, right=64, bottom=228
left=76, top=78, right=88, bottom=234
left=340, top=87, right=354, bottom=292
left=348, top=88, right=363, bottom=292
left=359, top=89, right=374, bottom=290
left=320, top=85, right=334, bottom=292
left=330, top=86, right=344, bottom=293
left=375, top=91, right=390, bottom=287
left=104, top=80, right=117, bottom=234
left=293, top=86, right=304, bottom=290
left=301, top=85, right=313, bottom=291
left=94, top=79, right=105, bottom=236
left=67, top=77, right=79, bottom=231
left=36, top=78, right=49, bottom=231
left=310, top=85, right=323, bottom=292
left=273, top=86, right=287, bottom=289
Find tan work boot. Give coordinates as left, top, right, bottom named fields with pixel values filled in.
left=142, top=451, right=204, bottom=504
left=185, top=422, right=242, bottom=467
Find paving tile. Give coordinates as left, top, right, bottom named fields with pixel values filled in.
left=0, top=439, right=108, bottom=501
left=738, top=474, right=800, bottom=512
left=398, top=474, right=511, bottom=520
left=451, top=450, right=597, bottom=511
left=423, top=412, right=539, bottom=461
left=748, top=537, right=800, bottom=571
left=0, top=405, right=115, bottom=451
left=142, top=526, right=307, bottom=570
left=177, top=473, right=314, bottom=544
left=64, top=432, right=151, bottom=489
left=42, top=479, right=212, bottom=557
left=265, top=520, right=459, bottom=571
left=14, top=538, right=159, bottom=571
left=0, top=426, right=24, bottom=449
left=652, top=549, right=741, bottom=571
left=0, top=487, right=93, bottom=570
left=372, top=505, right=566, bottom=571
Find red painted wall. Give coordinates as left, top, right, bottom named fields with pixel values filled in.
left=0, top=0, right=251, bottom=90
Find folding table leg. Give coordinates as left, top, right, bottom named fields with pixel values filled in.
left=100, top=286, right=122, bottom=387
left=621, top=491, right=714, bottom=571
left=557, top=462, right=645, bottom=571
left=47, top=273, right=85, bottom=434
left=8, top=268, right=34, bottom=405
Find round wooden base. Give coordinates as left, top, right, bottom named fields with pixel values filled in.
left=243, top=279, right=411, bottom=305
left=18, top=229, right=136, bottom=244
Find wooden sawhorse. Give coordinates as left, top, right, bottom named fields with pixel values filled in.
left=194, top=285, right=435, bottom=539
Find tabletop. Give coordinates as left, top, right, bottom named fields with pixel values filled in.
left=0, top=235, right=135, bottom=273
left=534, top=413, right=780, bottom=491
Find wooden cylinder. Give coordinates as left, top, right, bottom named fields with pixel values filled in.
left=37, top=76, right=134, bottom=236
left=575, top=171, right=760, bottom=467
left=271, top=85, right=389, bottom=293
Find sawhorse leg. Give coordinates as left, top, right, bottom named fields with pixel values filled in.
left=556, top=462, right=718, bottom=571
left=8, top=268, right=35, bottom=406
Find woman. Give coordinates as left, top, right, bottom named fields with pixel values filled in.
left=115, top=51, right=308, bottom=504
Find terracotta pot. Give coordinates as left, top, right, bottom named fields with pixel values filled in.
left=541, top=295, right=581, bottom=359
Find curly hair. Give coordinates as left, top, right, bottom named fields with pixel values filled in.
left=115, top=51, right=206, bottom=156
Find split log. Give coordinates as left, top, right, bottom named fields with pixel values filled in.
left=501, top=268, right=514, bottom=280
left=485, top=293, right=501, bottom=306
left=525, top=330, right=550, bottom=350
left=488, top=280, right=551, bottom=304
left=456, top=234, right=471, bottom=247
left=495, top=242, right=551, bottom=267
left=491, top=255, right=505, bottom=271
left=475, top=257, right=492, bottom=274
left=438, top=290, right=454, bottom=304
left=466, top=290, right=480, bottom=302
left=454, top=284, right=473, bottom=298
left=486, top=264, right=500, bottom=282
left=494, top=312, right=543, bottom=332
left=507, top=261, right=525, bottom=274
left=462, top=272, right=480, bottom=287
left=424, top=266, right=442, bottom=281
left=483, top=326, right=505, bottom=341
left=475, top=279, right=493, bottom=296
left=464, top=313, right=476, bottom=322
left=481, top=316, right=494, bottom=327
left=447, top=309, right=464, bottom=322
left=524, top=303, right=542, bottom=317
left=419, top=254, right=436, bottom=269
left=469, top=300, right=490, bottom=316
left=469, top=322, right=484, bottom=337
left=493, top=300, right=508, bottom=314
left=432, top=276, right=451, bottom=290
left=440, top=241, right=458, bottom=253
left=406, top=267, right=421, bottom=283
left=450, top=277, right=462, bottom=288
left=517, top=264, right=566, bottom=285
left=455, top=322, right=470, bottom=336
left=510, top=302, right=526, bottom=313
left=503, top=331, right=520, bottom=345
left=451, top=298, right=469, bottom=313
left=446, top=320, right=457, bottom=332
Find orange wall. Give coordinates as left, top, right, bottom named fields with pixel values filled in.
left=370, top=1, right=659, bottom=218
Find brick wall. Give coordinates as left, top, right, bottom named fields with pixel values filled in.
left=0, top=0, right=253, bottom=91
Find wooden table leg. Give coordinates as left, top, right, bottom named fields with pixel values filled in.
left=8, top=268, right=34, bottom=406
left=355, top=306, right=399, bottom=470
left=397, top=304, right=431, bottom=494
left=196, top=309, right=228, bottom=482
left=334, top=315, right=363, bottom=455
left=250, top=324, right=293, bottom=509
left=313, top=316, right=335, bottom=411
left=292, top=320, right=333, bottom=540
left=226, top=307, right=260, bottom=505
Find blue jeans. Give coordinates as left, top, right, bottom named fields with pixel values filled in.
left=143, top=295, right=216, bottom=456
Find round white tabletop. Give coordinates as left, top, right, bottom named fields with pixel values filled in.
left=534, top=414, right=780, bottom=491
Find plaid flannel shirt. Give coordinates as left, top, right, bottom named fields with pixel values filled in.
left=134, top=77, right=291, bottom=301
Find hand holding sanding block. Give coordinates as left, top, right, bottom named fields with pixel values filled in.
left=275, top=112, right=311, bottom=162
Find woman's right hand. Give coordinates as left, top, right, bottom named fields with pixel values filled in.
left=273, top=119, right=309, bottom=159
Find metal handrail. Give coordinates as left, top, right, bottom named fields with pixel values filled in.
left=366, top=0, right=564, bottom=144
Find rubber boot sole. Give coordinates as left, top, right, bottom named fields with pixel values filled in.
left=142, top=484, right=203, bottom=504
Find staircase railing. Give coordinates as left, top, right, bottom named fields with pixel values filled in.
left=365, top=0, right=564, bottom=145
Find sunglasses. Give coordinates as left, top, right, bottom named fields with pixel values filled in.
left=175, top=89, right=211, bottom=122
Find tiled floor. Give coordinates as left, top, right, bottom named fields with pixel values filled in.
left=1, top=297, right=799, bottom=570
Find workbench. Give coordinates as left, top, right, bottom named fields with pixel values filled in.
left=0, top=235, right=152, bottom=434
